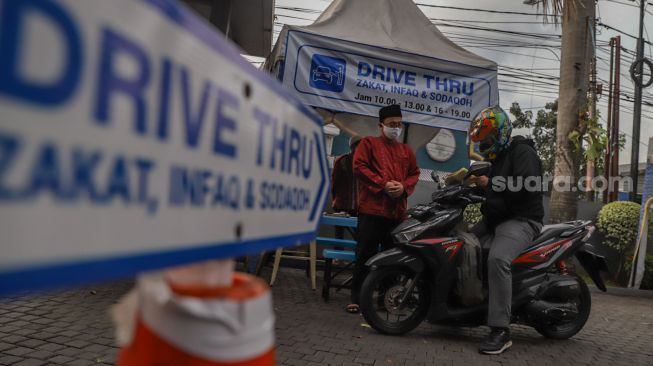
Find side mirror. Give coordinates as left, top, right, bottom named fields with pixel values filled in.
left=465, top=161, right=491, bottom=179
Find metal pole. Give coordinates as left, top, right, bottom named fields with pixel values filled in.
left=604, top=37, right=615, bottom=204
left=612, top=36, right=621, bottom=202
left=629, top=0, right=646, bottom=201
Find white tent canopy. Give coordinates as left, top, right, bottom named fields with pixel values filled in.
left=265, top=0, right=499, bottom=150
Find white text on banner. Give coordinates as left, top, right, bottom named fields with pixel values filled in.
left=282, top=30, right=499, bottom=131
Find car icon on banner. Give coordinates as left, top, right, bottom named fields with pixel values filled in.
left=309, top=54, right=346, bottom=92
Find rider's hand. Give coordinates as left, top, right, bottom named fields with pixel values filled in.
left=469, top=175, right=489, bottom=188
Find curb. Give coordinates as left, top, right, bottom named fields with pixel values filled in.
left=589, top=285, right=653, bottom=299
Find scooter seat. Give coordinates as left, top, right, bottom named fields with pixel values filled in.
left=531, top=224, right=569, bottom=245
left=479, top=221, right=586, bottom=259
left=531, top=221, right=584, bottom=246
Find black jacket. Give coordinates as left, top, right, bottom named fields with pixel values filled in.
left=481, top=136, right=544, bottom=227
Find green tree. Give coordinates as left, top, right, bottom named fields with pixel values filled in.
left=511, top=101, right=558, bottom=176
left=510, top=100, right=624, bottom=180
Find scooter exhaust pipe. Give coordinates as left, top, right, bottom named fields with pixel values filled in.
left=525, top=300, right=579, bottom=322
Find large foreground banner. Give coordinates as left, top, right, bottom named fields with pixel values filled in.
left=281, top=30, right=499, bottom=131
left=0, top=0, right=328, bottom=294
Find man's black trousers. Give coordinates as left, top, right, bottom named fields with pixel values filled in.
left=351, top=213, right=400, bottom=304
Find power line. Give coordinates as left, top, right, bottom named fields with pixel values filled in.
left=599, top=22, right=653, bottom=47
left=274, top=15, right=313, bottom=22
left=415, top=3, right=561, bottom=18
left=604, top=0, right=641, bottom=9
left=499, top=66, right=560, bottom=71
left=603, top=0, right=653, bottom=15
left=434, top=22, right=561, bottom=40
left=429, top=18, right=555, bottom=25
left=442, top=31, right=560, bottom=48
left=598, top=116, right=649, bottom=147
left=275, top=6, right=321, bottom=14
left=499, top=73, right=560, bottom=84
left=645, top=22, right=653, bottom=60
left=500, top=65, right=560, bottom=79
left=274, top=3, right=648, bottom=51
left=464, top=46, right=561, bottom=61
left=272, top=2, right=653, bottom=113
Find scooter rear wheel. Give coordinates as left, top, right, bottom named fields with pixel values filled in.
left=360, top=267, right=430, bottom=335
left=534, top=274, right=592, bottom=340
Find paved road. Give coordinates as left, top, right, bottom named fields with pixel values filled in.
left=0, top=267, right=652, bottom=366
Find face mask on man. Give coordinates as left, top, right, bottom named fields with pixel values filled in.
left=383, top=126, right=402, bottom=140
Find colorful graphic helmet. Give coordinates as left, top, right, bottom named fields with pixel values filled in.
left=468, top=105, right=512, bottom=160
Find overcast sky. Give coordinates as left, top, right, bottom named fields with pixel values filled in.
left=261, top=0, right=653, bottom=165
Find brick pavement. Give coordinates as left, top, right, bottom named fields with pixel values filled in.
left=0, top=267, right=652, bottom=366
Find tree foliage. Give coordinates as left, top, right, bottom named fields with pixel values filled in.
left=510, top=101, right=558, bottom=175
left=568, top=102, right=607, bottom=163
left=510, top=100, right=624, bottom=177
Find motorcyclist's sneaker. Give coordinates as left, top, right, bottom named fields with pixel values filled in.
left=479, top=327, right=512, bottom=355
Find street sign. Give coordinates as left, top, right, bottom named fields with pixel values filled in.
left=0, top=0, right=328, bottom=295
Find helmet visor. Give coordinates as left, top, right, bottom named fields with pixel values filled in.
left=468, top=116, right=498, bottom=158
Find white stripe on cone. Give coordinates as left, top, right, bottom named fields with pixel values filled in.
left=113, top=270, right=274, bottom=363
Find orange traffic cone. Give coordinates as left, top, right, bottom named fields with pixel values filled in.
left=114, top=261, right=275, bottom=366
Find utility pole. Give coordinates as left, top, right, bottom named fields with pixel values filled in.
left=604, top=37, right=615, bottom=204
left=629, top=0, right=647, bottom=202
left=603, top=36, right=622, bottom=203
left=611, top=36, right=621, bottom=202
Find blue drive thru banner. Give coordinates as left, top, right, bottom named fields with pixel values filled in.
left=282, top=30, right=499, bottom=131
left=0, top=0, right=329, bottom=295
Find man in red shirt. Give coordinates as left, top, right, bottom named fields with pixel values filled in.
left=347, top=104, right=420, bottom=313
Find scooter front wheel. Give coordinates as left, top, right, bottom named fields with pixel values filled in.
left=359, top=267, right=430, bottom=335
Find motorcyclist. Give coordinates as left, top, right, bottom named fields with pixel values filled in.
left=467, top=106, right=544, bottom=355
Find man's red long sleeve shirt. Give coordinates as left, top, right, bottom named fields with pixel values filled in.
left=353, top=135, right=420, bottom=220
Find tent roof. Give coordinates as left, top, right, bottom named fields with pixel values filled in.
left=264, top=0, right=499, bottom=153
left=271, top=0, right=496, bottom=70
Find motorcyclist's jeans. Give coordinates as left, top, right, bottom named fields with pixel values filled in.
left=471, top=218, right=542, bottom=328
